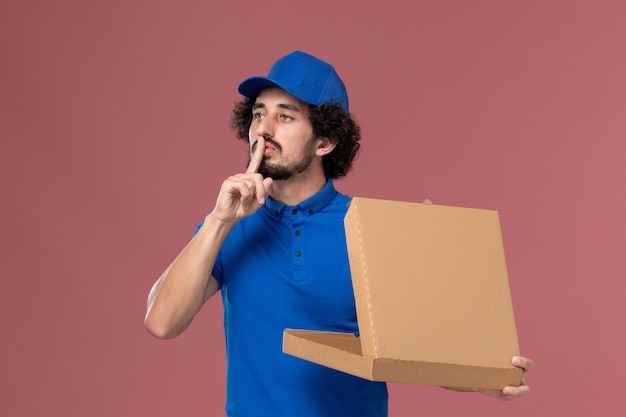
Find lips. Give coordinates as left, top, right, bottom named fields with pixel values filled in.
left=264, top=142, right=277, bottom=155
left=252, top=137, right=281, bottom=156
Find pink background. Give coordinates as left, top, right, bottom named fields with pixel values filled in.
left=2, top=1, right=625, bottom=416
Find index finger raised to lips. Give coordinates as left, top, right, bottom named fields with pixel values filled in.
left=247, top=136, right=265, bottom=174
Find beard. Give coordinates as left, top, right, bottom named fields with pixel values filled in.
left=249, top=136, right=317, bottom=181
left=257, top=152, right=314, bottom=180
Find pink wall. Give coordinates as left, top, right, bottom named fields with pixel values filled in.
left=2, top=1, right=625, bottom=416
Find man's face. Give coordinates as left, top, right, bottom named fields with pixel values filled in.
left=248, top=87, right=318, bottom=181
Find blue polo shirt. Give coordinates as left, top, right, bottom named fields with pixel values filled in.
left=203, top=180, right=388, bottom=416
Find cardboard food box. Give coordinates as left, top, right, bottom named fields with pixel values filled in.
left=283, top=197, right=523, bottom=390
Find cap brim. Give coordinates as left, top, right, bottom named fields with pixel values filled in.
left=238, top=77, right=282, bottom=99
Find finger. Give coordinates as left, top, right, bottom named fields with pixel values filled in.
left=503, top=383, right=531, bottom=398
left=247, top=136, right=265, bottom=174
left=513, top=356, right=535, bottom=372
left=251, top=174, right=271, bottom=206
left=479, top=389, right=513, bottom=401
left=262, top=177, right=274, bottom=198
left=240, top=186, right=256, bottom=211
left=226, top=177, right=256, bottom=211
left=233, top=174, right=270, bottom=208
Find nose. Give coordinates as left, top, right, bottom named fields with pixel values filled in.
left=254, top=115, right=274, bottom=139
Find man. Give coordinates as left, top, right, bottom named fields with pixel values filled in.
left=145, top=51, right=534, bottom=416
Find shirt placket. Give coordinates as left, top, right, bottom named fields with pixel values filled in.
left=289, top=207, right=306, bottom=282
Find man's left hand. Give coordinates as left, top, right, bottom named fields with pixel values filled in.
left=479, top=356, right=534, bottom=401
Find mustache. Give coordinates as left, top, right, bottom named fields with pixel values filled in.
left=252, top=135, right=282, bottom=153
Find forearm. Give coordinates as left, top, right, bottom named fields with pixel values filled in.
left=144, top=214, right=231, bottom=338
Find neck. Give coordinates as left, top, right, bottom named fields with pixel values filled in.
left=269, top=168, right=328, bottom=206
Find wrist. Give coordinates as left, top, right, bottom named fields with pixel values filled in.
left=204, top=212, right=237, bottom=231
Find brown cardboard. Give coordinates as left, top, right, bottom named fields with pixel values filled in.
left=283, top=197, right=523, bottom=390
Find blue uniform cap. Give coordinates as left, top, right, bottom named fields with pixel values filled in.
left=238, top=50, right=349, bottom=113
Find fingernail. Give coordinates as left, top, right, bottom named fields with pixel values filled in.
left=512, top=357, right=521, bottom=366
left=503, top=387, right=513, bottom=395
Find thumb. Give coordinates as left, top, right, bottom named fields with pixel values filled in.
left=263, top=177, right=274, bottom=197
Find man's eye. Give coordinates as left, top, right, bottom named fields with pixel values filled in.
left=280, top=115, right=293, bottom=121
left=254, top=112, right=265, bottom=120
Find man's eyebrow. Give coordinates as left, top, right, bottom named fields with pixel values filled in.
left=277, top=103, right=301, bottom=112
left=252, top=102, right=301, bottom=112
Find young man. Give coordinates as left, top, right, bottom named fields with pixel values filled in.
left=145, top=51, right=534, bottom=416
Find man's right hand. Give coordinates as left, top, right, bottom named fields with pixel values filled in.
left=211, top=137, right=274, bottom=224
left=145, top=138, right=273, bottom=339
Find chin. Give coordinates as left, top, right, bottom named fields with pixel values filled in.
left=259, top=165, right=293, bottom=181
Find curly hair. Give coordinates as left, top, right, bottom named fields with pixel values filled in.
left=230, top=97, right=361, bottom=179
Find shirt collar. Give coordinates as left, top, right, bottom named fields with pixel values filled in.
left=263, top=179, right=338, bottom=220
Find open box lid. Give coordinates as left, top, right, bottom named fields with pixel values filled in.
left=283, top=197, right=523, bottom=390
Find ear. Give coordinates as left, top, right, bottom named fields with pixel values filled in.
left=315, top=136, right=337, bottom=157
